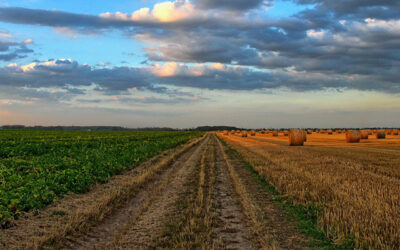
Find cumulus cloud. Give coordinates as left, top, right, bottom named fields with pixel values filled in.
left=0, top=0, right=399, bottom=95
left=101, top=0, right=196, bottom=22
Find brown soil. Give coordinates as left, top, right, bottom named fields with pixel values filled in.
left=213, top=136, right=256, bottom=249
left=115, top=134, right=210, bottom=249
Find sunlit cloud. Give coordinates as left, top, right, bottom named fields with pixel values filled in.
left=100, top=0, right=196, bottom=23
left=0, top=0, right=399, bottom=127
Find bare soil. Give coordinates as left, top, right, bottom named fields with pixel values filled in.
left=212, top=137, right=256, bottom=249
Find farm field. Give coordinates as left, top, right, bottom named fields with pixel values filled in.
left=0, top=130, right=203, bottom=226
left=0, top=130, right=399, bottom=249
left=218, top=131, right=400, bottom=249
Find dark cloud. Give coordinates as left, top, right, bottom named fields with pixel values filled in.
left=194, top=0, right=270, bottom=10
left=292, top=0, right=400, bottom=15
left=0, top=7, right=108, bottom=28
left=0, top=59, right=150, bottom=92
left=0, top=40, right=33, bottom=61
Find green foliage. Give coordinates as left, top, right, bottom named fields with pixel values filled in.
left=0, top=130, right=203, bottom=225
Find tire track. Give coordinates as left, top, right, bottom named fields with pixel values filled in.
left=212, top=135, right=256, bottom=249
left=151, top=134, right=219, bottom=249
left=218, top=137, right=309, bottom=249
left=64, top=134, right=210, bottom=249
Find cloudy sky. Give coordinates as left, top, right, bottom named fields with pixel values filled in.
left=0, top=0, right=399, bottom=128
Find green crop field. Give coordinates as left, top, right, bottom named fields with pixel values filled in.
left=0, top=130, right=203, bottom=225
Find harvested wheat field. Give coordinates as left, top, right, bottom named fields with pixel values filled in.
left=218, top=130, right=400, bottom=249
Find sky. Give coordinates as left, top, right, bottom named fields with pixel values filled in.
left=0, top=0, right=399, bottom=128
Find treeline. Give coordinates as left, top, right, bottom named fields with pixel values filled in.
left=0, top=125, right=240, bottom=131
left=0, top=125, right=177, bottom=131
left=188, top=126, right=240, bottom=131
left=1, top=125, right=396, bottom=131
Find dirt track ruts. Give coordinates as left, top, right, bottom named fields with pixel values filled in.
left=67, top=133, right=311, bottom=249
left=65, top=134, right=211, bottom=249
left=212, top=136, right=256, bottom=249
left=1, top=133, right=312, bottom=249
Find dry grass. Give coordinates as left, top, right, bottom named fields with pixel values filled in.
left=156, top=136, right=221, bottom=249
left=219, top=132, right=400, bottom=249
left=216, top=138, right=281, bottom=249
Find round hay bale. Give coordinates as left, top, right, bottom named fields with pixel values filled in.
left=241, top=131, right=248, bottom=137
left=288, top=129, right=304, bottom=146
left=250, top=130, right=256, bottom=136
left=367, top=130, right=372, bottom=135
left=272, top=131, right=278, bottom=137
left=283, top=131, right=289, bottom=136
left=327, top=129, right=333, bottom=135
left=360, top=130, right=369, bottom=139
left=392, top=129, right=399, bottom=135
left=376, top=130, right=386, bottom=139
left=346, top=130, right=361, bottom=143
left=306, top=130, right=312, bottom=135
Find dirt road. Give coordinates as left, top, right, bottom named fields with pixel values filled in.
left=1, top=133, right=309, bottom=249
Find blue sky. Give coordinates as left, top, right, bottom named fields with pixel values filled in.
left=0, top=0, right=399, bottom=128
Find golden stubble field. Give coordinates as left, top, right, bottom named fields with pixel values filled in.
left=217, top=131, right=400, bottom=249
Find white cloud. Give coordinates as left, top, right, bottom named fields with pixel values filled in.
left=100, top=0, right=197, bottom=23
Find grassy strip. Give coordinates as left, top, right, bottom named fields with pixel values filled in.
left=216, top=137, right=279, bottom=248
left=218, top=137, right=356, bottom=249
left=156, top=138, right=219, bottom=249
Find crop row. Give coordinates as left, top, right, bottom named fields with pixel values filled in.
left=0, top=130, right=203, bottom=225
